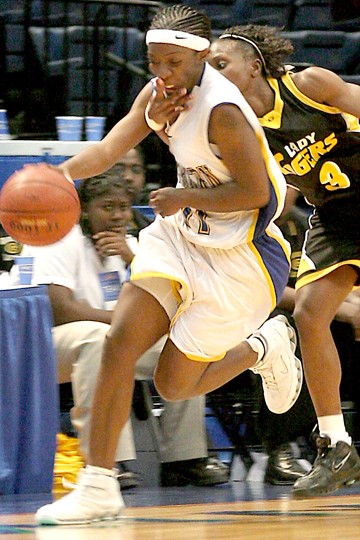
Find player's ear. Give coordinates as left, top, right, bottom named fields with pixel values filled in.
left=198, top=47, right=210, bottom=62
left=252, top=58, right=263, bottom=77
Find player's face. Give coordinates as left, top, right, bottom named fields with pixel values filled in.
left=87, top=188, right=133, bottom=235
left=147, top=43, right=206, bottom=93
left=208, top=40, right=255, bottom=94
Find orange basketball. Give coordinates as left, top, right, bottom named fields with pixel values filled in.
left=0, top=163, right=80, bottom=246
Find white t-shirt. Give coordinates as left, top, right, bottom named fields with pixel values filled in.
left=22, top=224, right=137, bottom=310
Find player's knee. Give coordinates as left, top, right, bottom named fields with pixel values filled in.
left=104, top=323, right=126, bottom=350
left=102, top=330, right=125, bottom=368
left=293, top=301, right=322, bottom=335
left=102, top=329, right=140, bottom=377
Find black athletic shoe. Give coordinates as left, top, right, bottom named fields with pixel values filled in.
left=160, top=457, right=229, bottom=487
left=292, top=435, right=360, bottom=498
left=265, top=444, right=308, bottom=485
left=116, top=462, right=139, bottom=490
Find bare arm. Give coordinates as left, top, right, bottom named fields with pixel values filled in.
left=48, top=284, right=112, bottom=326
left=292, top=67, right=360, bottom=118
left=150, top=103, right=270, bottom=215
left=57, top=83, right=154, bottom=181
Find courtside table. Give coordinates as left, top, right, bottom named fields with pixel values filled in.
left=0, top=285, right=59, bottom=494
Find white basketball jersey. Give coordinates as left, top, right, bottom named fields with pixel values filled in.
left=164, top=63, right=287, bottom=249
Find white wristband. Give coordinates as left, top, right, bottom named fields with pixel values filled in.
left=145, top=101, right=165, bottom=132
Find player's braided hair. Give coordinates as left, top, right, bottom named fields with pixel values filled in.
left=78, top=172, right=130, bottom=236
left=220, top=24, right=293, bottom=78
left=150, top=4, right=211, bottom=40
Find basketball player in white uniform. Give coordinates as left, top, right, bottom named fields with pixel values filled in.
left=35, top=5, right=302, bottom=525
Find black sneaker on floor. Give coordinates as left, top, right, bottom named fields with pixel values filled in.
left=116, top=462, right=139, bottom=490
left=292, top=435, right=360, bottom=498
left=160, top=457, right=229, bottom=487
left=265, top=444, right=308, bottom=485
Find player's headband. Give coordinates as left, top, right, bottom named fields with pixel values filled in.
left=146, top=29, right=210, bottom=51
left=219, top=34, right=267, bottom=70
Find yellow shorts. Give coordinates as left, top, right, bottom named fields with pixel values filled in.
left=130, top=216, right=282, bottom=362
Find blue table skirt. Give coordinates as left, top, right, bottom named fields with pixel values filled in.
left=0, top=286, right=59, bottom=494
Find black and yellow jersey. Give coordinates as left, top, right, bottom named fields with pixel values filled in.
left=259, top=72, right=360, bottom=236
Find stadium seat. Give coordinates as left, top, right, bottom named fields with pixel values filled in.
left=292, top=0, right=333, bottom=30
left=29, top=27, right=76, bottom=76
left=243, top=0, right=296, bottom=30
left=330, top=0, right=360, bottom=31
left=29, top=25, right=147, bottom=116
left=182, top=0, right=237, bottom=29
left=1, top=23, right=25, bottom=73
left=30, top=25, right=146, bottom=67
left=283, top=30, right=360, bottom=75
left=340, top=74, right=360, bottom=85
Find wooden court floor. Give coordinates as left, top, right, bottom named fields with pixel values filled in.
left=2, top=484, right=360, bottom=540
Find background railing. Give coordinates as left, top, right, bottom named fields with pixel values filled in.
left=2, top=0, right=360, bottom=141
left=0, top=0, right=164, bottom=139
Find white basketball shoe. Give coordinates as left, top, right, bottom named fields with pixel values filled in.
left=35, top=466, right=124, bottom=526
left=248, top=315, right=303, bottom=414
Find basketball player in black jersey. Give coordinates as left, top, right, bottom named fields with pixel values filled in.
left=209, top=25, right=360, bottom=498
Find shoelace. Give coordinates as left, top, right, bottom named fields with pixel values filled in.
left=260, top=372, right=277, bottom=389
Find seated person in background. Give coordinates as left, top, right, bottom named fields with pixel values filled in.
left=112, top=145, right=153, bottom=206
left=110, top=144, right=158, bottom=237
left=20, top=171, right=228, bottom=488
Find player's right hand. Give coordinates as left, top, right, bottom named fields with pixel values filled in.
left=147, top=77, right=191, bottom=126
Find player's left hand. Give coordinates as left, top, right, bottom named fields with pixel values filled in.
left=149, top=187, right=184, bottom=217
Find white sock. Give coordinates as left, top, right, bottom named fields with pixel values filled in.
left=246, top=336, right=266, bottom=364
left=318, top=415, right=352, bottom=446
left=86, top=465, right=116, bottom=477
